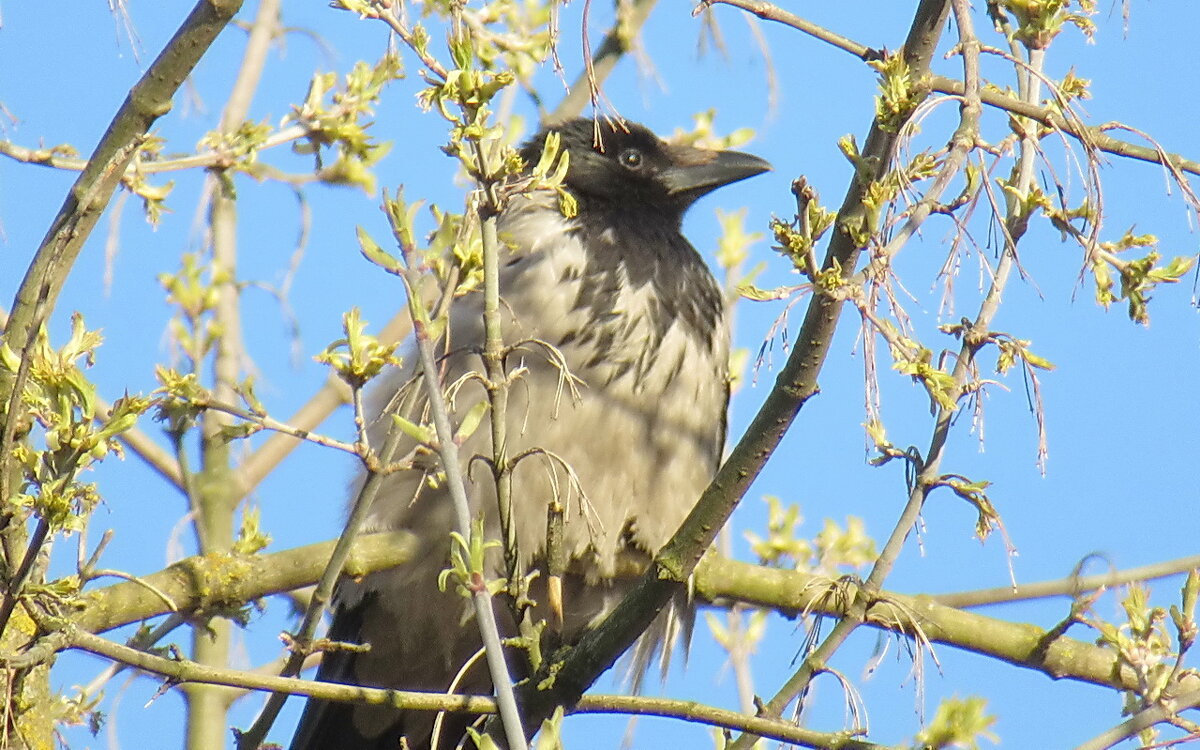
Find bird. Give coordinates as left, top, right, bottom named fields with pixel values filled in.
left=289, top=117, right=770, bottom=750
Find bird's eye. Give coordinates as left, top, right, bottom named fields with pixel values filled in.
left=619, top=148, right=643, bottom=170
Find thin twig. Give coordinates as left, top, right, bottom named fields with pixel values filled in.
left=0, top=124, right=314, bottom=176
left=373, top=5, right=534, bottom=745
left=575, top=693, right=890, bottom=750
left=935, top=555, right=1200, bottom=609
left=706, top=0, right=1200, bottom=177
left=548, top=0, right=660, bottom=122
left=396, top=211, right=529, bottom=750
left=76, top=613, right=187, bottom=700
left=93, top=393, right=184, bottom=489
left=65, top=623, right=891, bottom=749
left=197, top=397, right=364, bottom=457
left=234, top=392, right=413, bottom=748
left=701, top=0, right=878, bottom=61
left=237, top=309, right=412, bottom=498
left=1073, top=687, right=1200, bottom=750
left=67, top=627, right=499, bottom=716
left=727, top=2, right=964, bottom=743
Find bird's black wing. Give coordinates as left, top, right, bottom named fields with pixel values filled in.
left=288, top=592, right=400, bottom=750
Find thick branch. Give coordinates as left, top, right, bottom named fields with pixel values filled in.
left=73, top=531, right=414, bottom=635
left=695, top=555, right=1200, bottom=696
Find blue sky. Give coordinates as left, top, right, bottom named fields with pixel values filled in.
left=2, top=1, right=1199, bottom=748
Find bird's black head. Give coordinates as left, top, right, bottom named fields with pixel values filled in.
left=520, top=118, right=771, bottom=220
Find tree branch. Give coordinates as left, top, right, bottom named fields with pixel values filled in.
left=695, top=555, right=1200, bottom=696
left=236, top=309, right=412, bottom=500
left=64, top=625, right=893, bottom=750
left=66, top=627, right=498, bottom=717
left=1073, top=686, right=1200, bottom=750
left=575, top=692, right=890, bottom=750
left=2, top=0, right=245, bottom=358
left=547, top=0, right=659, bottom=122
left=934, top=555, right=1200, bottom=609
left=73, top=531, right=414, bottom=635
left=186, top=1, right=279, bottom=743
left=706, top=0, right=1200, bottom=178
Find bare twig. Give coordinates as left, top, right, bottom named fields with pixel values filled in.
left=66, top=623, right=890, bottom=749
left=1074, top=687, right=1200, bottom=750
left=198, top=397, right=364, bottom=457
left=935, top=556, right=1200, bottom=609
left=76, top=613, right=187, bottom=700
left=67, top=627, right=499, bottom=716
left=548, top=0, right=659, bottom=122
left=701, top=0, right=879, bottom=61
left=705, top=0, right=1200, bottom=178
left=575, top=692, right=888, bottom=749
left=0, top=121, right=323, bottom=176
left=97, top=393, right=185, bottom=489
left=234, top=388, right=415, bottom=748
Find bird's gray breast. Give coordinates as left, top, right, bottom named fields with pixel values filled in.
left=483, top=199, right=730, bottom=575
left=362, top=197, right=729, bottom=581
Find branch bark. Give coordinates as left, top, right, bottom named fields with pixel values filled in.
left=65, top=625, right=893, bottom=750
left=695, top=555, right=1200, bottom=697
left=73, top=531, right=414, bottom=635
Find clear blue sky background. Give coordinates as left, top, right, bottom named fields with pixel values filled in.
left=2, top=2, right=1199, bottom=748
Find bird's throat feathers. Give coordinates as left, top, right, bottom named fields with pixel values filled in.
left=498, top=192, right=726, bottom=365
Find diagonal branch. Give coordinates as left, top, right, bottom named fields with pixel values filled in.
left=729, top=1, right=984, bottom=739
left=1, top=0, right=245, bottom=358
left=516, top=0, right=954, bottom=734
left=1074, top=686, right=1200, bottom=750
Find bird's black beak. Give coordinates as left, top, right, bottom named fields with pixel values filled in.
left=661, top=149, right=772, bottom=200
